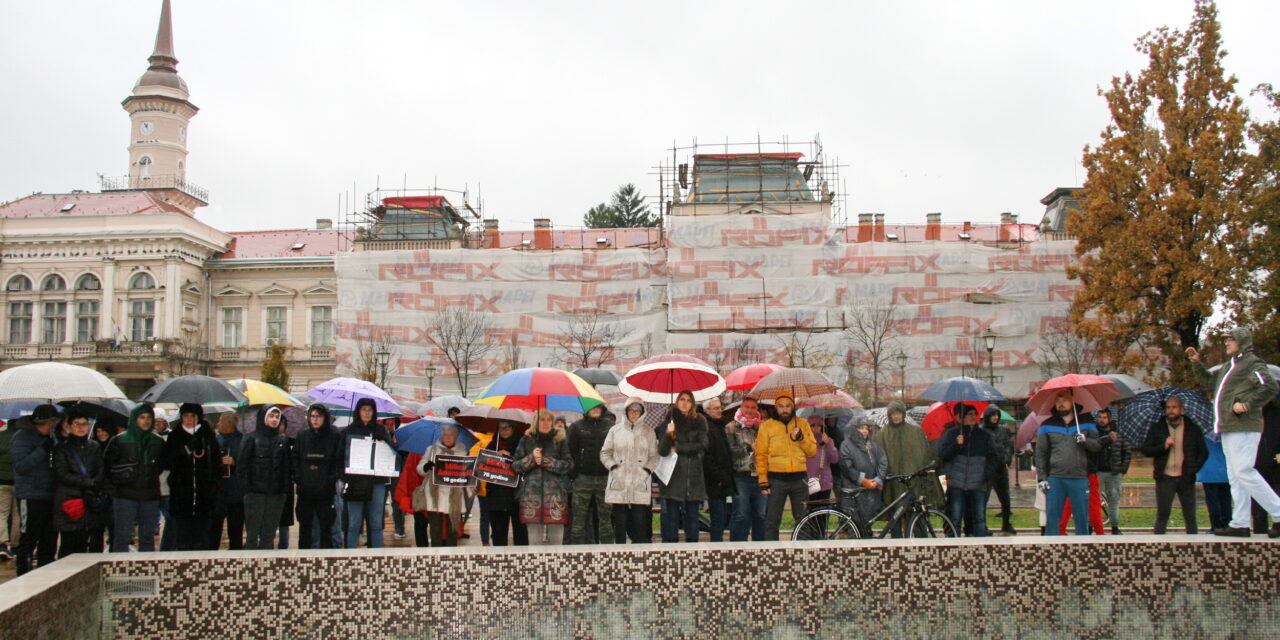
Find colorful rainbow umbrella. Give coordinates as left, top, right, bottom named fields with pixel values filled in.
left=474, top=368, right=605, bottom=413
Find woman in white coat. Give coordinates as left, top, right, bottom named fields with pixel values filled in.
left=415, top=423, right=469, bottom=546
left=600, top=399, right=659, bottom=544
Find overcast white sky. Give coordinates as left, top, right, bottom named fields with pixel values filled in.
left=2, top=1, right=1277, bottom=232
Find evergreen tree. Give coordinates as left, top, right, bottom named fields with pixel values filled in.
left=582, top=183, right=659, bottom=228
left=261, top=342, right=290, bottom=390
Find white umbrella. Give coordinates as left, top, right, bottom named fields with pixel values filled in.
left=0, top=362, right=126, bottom=403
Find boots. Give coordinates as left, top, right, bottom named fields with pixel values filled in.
left=1001, top=516, right=1017, bottom=535
left=1111, top=525, right=1122, bottom=535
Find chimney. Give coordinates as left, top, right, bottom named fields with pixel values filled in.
left=315, top=218, right=333, bottom=230
left=999, top=212, right=1015, bottom=241
left=483, top=218, right=500, bottom=249
left=872, top=213, right=886, bottom=242
left=925, top=212, right=941, bottom=241
left=959, top=220, right=973, bottom=241
left=533, top=218, right=552, bottom=250
left=857, top=213, right=873, bottom=243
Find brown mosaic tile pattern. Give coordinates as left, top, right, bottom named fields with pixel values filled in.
left=0, top=562, right=101, bottom=640
left=96, top=538, right=1280, bottom=639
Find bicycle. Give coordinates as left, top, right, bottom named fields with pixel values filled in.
left=791, top=464, right=957, bottom=541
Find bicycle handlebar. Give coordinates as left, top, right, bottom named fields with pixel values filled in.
left=883, top=464, right=937, bottom=484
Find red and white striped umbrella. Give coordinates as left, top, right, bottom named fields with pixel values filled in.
left=724, top=363, right=786, bottom=391
left=619, top=354, right=726, bottom=403
left=747, top=367, right=838, bottom=401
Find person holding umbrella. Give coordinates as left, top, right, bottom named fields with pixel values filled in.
left=657, top=390, right=709, bottom=543
left=160, top=404, right=221, bottom=550
left=601, top=399, right=659, bottom=544
left=1188, top=328, right=1280, bottom=537
left=980, top=406, right=1017, bottom=535
left=475, top=420, right=527, bottom=546
left=104, top=403, right=164, bottom=553
left=211, top=412, right=245, bottom=550
left=755, top=392, right=817, bottom=541
left=726, top=397, right=767, bottom=541
left=341, top=398, right=392, bottom=548
left=52, top=407, right=106, bottom=557
left=293, top=404, right=342, bottom=549
left=11, top=404, right=60, bottom=574
left=415, top=422, right=470, bottom=547
left=938, top=403, right=999, bottom=537
left=1035, top=391, right=1102, bottom=536
left=512, top=409, right=574, bottom=545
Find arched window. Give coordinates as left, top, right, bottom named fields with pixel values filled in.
left=139, top=156, right=153, bottom=179
left=41, top=274, right=66, bottom=291
left=75, top=274, right=101, bottom=291
left=6, top=275, right=32, bottom=292
left=130, top=273, right=155, bottom=290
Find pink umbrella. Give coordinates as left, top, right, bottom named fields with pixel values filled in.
left=1026, top=374, right=1119, bottom=416
left=799, top=389, right=863, bottom=410
left=1015, top=412, right=1049, bottom=450
left=724, top=363, right=786, bottom=392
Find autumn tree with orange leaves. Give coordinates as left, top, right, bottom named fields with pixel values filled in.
left=1068, top=0, right=1254, bottom=387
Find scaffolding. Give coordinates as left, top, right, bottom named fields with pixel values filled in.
left=656, top=136, right=846, bottom=228
left=344, top=182, right=484, bottom=248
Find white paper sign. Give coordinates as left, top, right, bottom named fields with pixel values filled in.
left=345, top=437, right=401, bottom=478
left=654, top=450, right=678, bottom=485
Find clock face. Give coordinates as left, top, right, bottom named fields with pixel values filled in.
left=139, top=121, right=154, bottom=135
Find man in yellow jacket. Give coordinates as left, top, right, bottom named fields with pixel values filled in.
left=755, top=392, right=817, bottom=540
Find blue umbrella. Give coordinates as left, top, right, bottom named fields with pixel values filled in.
left=0, top=401, right=40, bottom=421
left=392, top=417, right=477, bottom=455
left=920, top=376, right=1006, bottom=403
left=1117, top=387, right=1215, bottom=447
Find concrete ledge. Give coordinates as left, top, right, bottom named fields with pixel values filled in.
left=4, top=536, right=1279, bottom=639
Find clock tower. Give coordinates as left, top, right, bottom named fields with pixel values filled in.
left=114, top=0, right=207, bottom=213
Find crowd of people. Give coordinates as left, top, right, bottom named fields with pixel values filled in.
left=2, top=328, right=1279, bottom=578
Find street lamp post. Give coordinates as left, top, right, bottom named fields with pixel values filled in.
left=895, top=350, right=908, bottom=401
left=426, top=366, right=437, bottom=400
left=376, top=346, right=390, bottom=390
left=982, top=330, right=997, bottom=386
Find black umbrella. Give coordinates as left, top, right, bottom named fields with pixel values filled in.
left=60, top=399, right=137, bottom=431
left=138, top=375, right=248, bottom=407
left=572, top=367, right=623, bottom=387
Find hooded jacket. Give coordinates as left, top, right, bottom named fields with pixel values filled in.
left=657, top=409, right=709, bottom=501
left=1195, top=328, right=1279, bottom=434
left=839, top=427, right=889, bottom=522
left=341, top=398, right=391, bottom=501
left=981, top=406, right=1014, bottom=466
left=103, top=404, right=164, bottom=501
left=1140, top=415, right=1208, bottom=481
left=600, top=399, right=660, bottom=506
left=755, top=403, right=817, bottom=487
left=700, top=408, right=736, bottom=499
left=11, top=416, right=57, bottom=501
left=567, top=410, right=615, bottom=477
left=727, top=405, right=764, bottom=477
left=237, top=404, right=291, bottom=494
left=293, top=404, right=343, bottom=496
left=937, top=421, right=1000, bottom=491
left=160, top=417, right=222, bottom=519
left=52, top=430, right=106, bottom=531
left=1035, top=406, right=1101, bottom=481
left=873, top=412, right=945, bottom=509
left=512, top=423, right=574, bottom=525
left=1096, top=415, right=1132, bottom=475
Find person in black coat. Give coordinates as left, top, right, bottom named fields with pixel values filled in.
left=293, top=404, right=342, bottom=549
left=161, top=404, right=222, bottom=550
left=1140, top=396, right=1208, bottom=534
left=52, top=408, right=106, bottom=557
left=1251, top=401, right=1280, bottom=532
left=341, top=398, right=392, bottom=548
left=237, top=404, right=291, bottom=549
left=482, top=421, right=527, bottom=546
left=700, top=398, right=736, bottom=543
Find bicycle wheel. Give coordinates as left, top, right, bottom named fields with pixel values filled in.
left=907, top=508, right=958, bottom=538
left=791, top=509, right=866, bottom=541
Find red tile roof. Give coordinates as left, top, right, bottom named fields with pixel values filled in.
left=498, top=228, right=662, bottom=249
left=0, top=192, right=190, bottom=218
left=839, top=223, right=1042, bottom=243
left=216, top=229, right=354, bottom=259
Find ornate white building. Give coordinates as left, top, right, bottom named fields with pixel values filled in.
left=0, top=1, right=345, bottom=396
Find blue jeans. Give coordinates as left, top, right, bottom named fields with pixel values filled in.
left=346, top=482, right=387, bottom=548
left=331, top=481, right=346, bottom=548
left=111, top=498, right=159, bottom=552
left=660, top=499, right=700, bottom=543
left=729, top=475, right=767, bottom=541
left=948, top=489, right=989, bottom=537
left=1046, top=477, right=1090, bottom=536
left=707, top=497, right=730, bottom=543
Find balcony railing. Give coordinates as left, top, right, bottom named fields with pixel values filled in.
left=2, top=342, right=336, bottom=364
left=100, top=174, right=209, bottom=204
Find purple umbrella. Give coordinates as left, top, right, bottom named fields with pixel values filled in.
left=306, top=377, right=400, bottom=413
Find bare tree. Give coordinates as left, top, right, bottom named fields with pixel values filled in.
left=170, top=327, right=211, bottom=376
left=554, top=312, right=627, bottom=369
left=776, top=331, right=834, bottom=372
left=425, top=309, right=495, bottom=395
left=637, top=332, right=657, bottom=361
left=842, top=299, right=901, bottom=406
left=705, top=347, right=729, bottom=375
left=352, top=335, right=396, bottom=384
left=729, top=338, right=755, bottom=368
left=501, top=331, right=524, bottom=372
left=1036, top=319, right=1110, bottom=378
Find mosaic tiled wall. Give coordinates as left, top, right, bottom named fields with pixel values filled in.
left=0, top=562, right=101, bottom=640
left=92, top=538, right=1280, bottom=639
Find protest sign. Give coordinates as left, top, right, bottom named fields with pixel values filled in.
left=475, top=449, right=519, bottom=488
left=431, top=454, right=478, bottom=488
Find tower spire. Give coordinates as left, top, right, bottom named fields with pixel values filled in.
left=148, top=0, right=177, bottom=72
